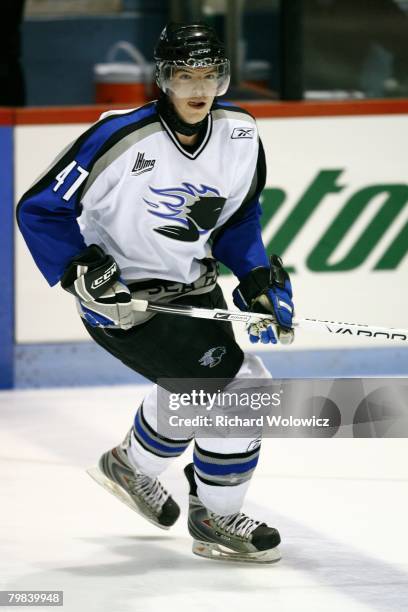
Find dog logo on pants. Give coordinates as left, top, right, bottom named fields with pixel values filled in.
left=199, top=346, right=226, bottom=368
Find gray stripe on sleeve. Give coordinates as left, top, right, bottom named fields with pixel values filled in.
left=212, top=109, right=256, bottom=124
left=81, top=121, right=163, bottom=198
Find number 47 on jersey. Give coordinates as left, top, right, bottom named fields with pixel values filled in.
left=53, top=160, right=89, bottom=202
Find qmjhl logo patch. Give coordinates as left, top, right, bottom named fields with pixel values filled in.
left=131, top=152, right=155, bottom=176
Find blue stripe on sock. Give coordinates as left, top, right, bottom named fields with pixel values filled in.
left=134, top=410, right=188, bottom=455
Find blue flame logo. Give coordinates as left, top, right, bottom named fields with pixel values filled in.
left=144, top=182, right=226, bottom=242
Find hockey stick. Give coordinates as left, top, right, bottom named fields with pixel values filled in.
left=131, top=299, right=408, bottom=343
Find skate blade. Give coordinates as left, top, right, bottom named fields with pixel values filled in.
left=192, top=540, right=281, bottom=564
left=86, top=466, right=170, bottom=531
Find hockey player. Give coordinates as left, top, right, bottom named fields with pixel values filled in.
left=17, top=23, right=294, bottom=563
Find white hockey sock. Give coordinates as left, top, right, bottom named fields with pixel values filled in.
left=194, top=353, right=271, bottom=515
left=128, top=384, right=193, bottom=478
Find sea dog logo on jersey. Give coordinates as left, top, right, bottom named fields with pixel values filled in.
left=144, top=183, right=226, bottom=242
left=231, top=127, right=254, bottom=139
left=199, top=346, right=227, bottom=368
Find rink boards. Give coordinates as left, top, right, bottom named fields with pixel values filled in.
left=1, top=100, right=408, bottom=386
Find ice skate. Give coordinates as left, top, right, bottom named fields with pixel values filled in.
left=184, top=463, right=281, bottom=563
left=87, top=428, right=180, bottom=529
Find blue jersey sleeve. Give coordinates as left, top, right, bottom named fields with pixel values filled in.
left=212, top=198, right=268, bottom=279
left=212, top=138, right=268, bottom=279
left=16, top=104, right=157, bottom=286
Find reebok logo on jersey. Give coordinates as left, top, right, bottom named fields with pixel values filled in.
left=231, top=127, right=254, bottom=139
left=131, top=152, right=155, bottom=176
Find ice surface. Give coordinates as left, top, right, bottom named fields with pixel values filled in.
left=1, top=385, right=407, bottom=612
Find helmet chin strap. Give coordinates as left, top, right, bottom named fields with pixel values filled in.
left=157, top=94, right=208, bottom=137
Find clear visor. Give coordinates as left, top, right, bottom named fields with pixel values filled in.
left=156, top=60, right=230, bottom=98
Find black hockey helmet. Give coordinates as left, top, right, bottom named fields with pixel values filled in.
left=154, top=22, right=230, bottom=97
left=154, top=22, right=227, bottom=64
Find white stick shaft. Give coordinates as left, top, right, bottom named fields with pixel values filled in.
left=130, top=299, right=408, bottom=342
left=295, top=318, right=408, bottom=342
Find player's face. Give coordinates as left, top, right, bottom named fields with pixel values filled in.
left=169, top=66, right=217, bottom=124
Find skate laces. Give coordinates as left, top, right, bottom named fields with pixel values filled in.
left=128, top=474, right=169, bottom=514
left=211, top=512, right=261, bottom=539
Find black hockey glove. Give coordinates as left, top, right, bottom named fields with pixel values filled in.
left=232, top=255, right=294, bottom=345
left=61, top=245, right=133, bottom=330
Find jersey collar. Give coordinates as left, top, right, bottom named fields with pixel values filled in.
left=159, top=112, right=213, bottom=160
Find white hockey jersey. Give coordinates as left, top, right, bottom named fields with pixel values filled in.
left=17, top=100, right=268, bottom=287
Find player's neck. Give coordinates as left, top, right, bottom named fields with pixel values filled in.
left=175, top=132, right=199, bottom=146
